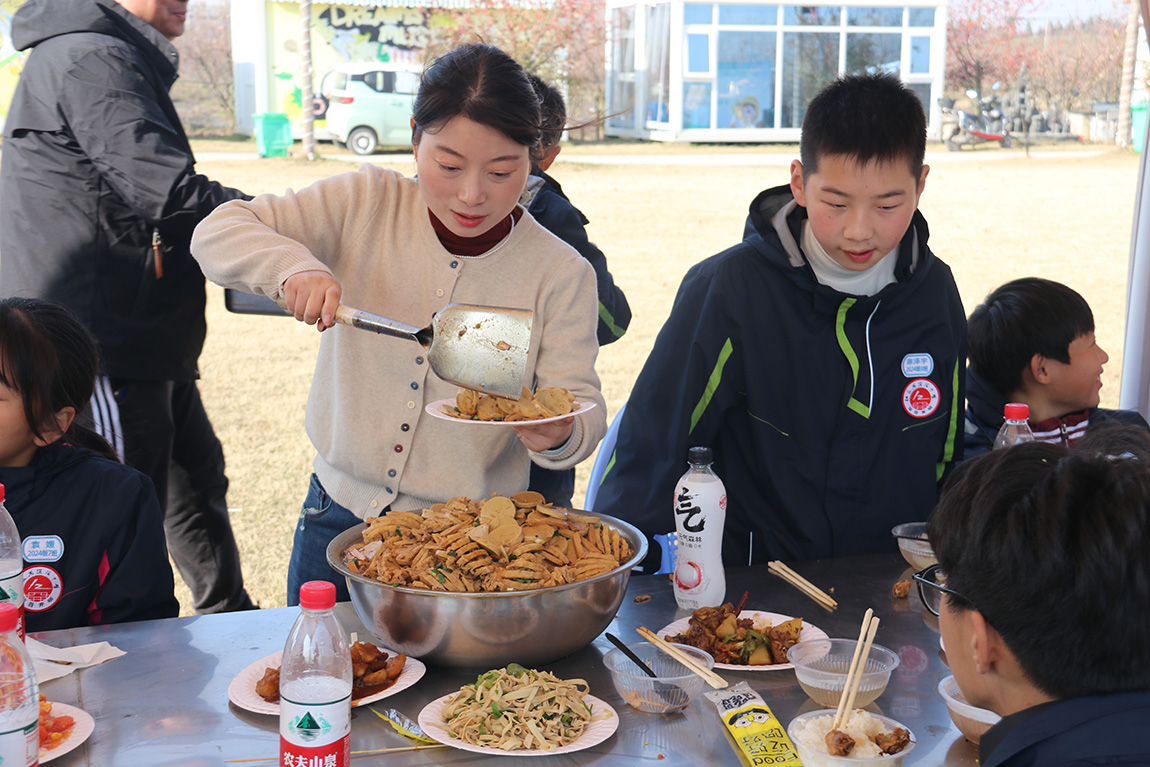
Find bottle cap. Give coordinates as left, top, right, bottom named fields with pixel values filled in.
left=299, top=581, right=337, bottom=610
left=0, top=603, right=19, bottom=633
left=1004, top=402, right=1029, bottom=421
left=688, top=446, right=713, bottom=464
left=0, top=483, right=5, bottom=503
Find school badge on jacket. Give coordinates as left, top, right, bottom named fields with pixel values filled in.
left=23, top=565, right=62, bottom=612
left=900, top=353, right=940, bottom=418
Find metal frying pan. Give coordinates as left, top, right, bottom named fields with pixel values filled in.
left=334, top=303, right=533, bottom=398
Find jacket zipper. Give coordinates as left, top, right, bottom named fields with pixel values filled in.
left=152, top=229, right=164, bottom=279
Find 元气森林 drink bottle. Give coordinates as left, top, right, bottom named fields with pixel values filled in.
left=672, top=446, right=727, bottom=610
left=0, top=486, right=24, bottom=640
left=993, top=402, right=1035, bottom=449
left=279, top=581, right=352, bottom=767
left=0, top=602, right=38, bottom=766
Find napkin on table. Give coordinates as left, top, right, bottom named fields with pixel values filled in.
left=26, top=636, right=125, bottom=683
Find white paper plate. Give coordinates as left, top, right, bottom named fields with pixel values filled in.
left=425, top=399, right=597, bottom=426
left=40, top=702, right=94, bottom=763
left=657, top=610, right=829, bottom=671
left=227, top=650, right=426, bottom=715
left=417, top=692, right=617, bottom=756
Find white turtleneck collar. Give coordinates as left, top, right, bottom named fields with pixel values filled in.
left=801, top=221, right=897, bottom=297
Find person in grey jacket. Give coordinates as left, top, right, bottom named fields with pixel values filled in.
left=0, top=0, right=254, bottom=613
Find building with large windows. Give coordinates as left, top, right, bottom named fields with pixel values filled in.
left=605, top=0, right=947, bottom=141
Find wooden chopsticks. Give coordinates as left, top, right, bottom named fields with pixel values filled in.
left=832, top=608, right=881, bottom=730
left=637, top=626, right=728, bottom=689
left=768, top=560, right=838, bottom=611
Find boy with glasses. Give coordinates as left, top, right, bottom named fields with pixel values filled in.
left=922, top=439, right=1150, bottom=766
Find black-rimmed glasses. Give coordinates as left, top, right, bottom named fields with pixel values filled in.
left=912, top=563, right=969, bottom=616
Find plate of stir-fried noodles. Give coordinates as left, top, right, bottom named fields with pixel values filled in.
left=417, top=664, right=617, bottom=755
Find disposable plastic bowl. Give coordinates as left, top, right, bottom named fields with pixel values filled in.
left=787, top=709, right=916, bottom=767
left=603, top=641, right=714, bottom=713
left=938, top=675, right=1000, bottom=744
left=891, top=523, right=937, bottom=570
left=787, top=638, right=899, bottom=708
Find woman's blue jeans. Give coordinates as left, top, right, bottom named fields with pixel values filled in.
left=286, top=474, right=375, bottom=605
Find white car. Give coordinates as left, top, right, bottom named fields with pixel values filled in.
left=324, top=62, right=420, bottom=155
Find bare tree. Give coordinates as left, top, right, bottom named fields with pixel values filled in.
left=1118, top=0, right=1140, bottom=147
left=173, top=1, right=236, bottom=134
left=425, top=0, right=609, bottom=139
left=946, top=0, right=1038, bottom=96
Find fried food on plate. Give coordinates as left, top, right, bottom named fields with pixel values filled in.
left=255, top=641, right=407, bottom=703
left=440, top=386, right=577, bottom=421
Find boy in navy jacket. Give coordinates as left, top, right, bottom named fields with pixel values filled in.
left=594, top=73, right=966, bottom=570
left=964, top=277, right=1148, bottom=457
left=926, top=440, right=1150, bottom=766
left=522, top=74, right=631, bottom=507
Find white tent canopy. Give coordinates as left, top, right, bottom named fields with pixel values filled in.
left=1120, top=0, right=1150, bottom=418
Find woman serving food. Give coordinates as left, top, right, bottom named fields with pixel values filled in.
left=191, top=43, right=607, bottom=604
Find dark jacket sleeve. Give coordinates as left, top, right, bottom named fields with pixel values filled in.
left=91, top=470, right=179, bottom=625
left=531, top=187, right=631, bottom=346
left=60, top=46, right=248, bottom=237
left=593, top=257, right=738, bottom=570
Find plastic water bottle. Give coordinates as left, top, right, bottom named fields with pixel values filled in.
left=994, top=402, right=1035, bottom=449
left=0, top=486, right=24, bottom=640
left=279, top=581, right=352, bottom=767
left=0, top=602, right=39, bottom=766
left=672, top=446, right=727, bottom=610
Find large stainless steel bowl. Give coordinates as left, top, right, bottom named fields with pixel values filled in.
left=327, top=510, right=648, bottom=668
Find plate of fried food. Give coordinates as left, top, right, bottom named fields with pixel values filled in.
left=427, top=386, right=596, bottom=425
left=40, top=697, right=92, bottom=763
left=658, top=603, right=827, bottom=671
left=417, top=664, right=617, bottom=756
left=227, top=641, right=426, bottom=715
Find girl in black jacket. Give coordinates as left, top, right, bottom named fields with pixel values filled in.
left=0, top=298, right=177, bottom=631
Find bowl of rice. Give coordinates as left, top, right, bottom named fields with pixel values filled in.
left=938, top=675, right=1000, bottom=744
left=787, top=709, right=916, bottom=766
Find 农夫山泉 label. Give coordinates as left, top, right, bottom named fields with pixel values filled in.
left=280, top=687, right=351, bottom=767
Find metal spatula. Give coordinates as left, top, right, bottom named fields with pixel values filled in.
left=334, top=303, right=533, bottom=398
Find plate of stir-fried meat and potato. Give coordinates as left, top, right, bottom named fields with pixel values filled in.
left=227, top=641, right=426, bottom=715
left=659, top=603, right=828, bottom=671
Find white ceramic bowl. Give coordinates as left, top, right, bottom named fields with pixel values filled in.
left=891, top=523, right=937, bottom=570
left=787, top=709, right=916, bottom=767
left=938, top=675, right=1000, bottom=744
left=603, top=641, right=714, bottom=713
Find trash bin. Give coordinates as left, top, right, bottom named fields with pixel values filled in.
left=1132, top=102, right=1148, bottom=154
left=253, top=112, right=292, bottom=158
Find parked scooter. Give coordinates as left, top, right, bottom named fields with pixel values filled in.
left=940, top=83, right=1012, bottom=151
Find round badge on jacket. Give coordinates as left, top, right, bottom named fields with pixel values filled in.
left=23, top=565, right=63, bottom=612
left=902, top=378, right=941, bottom=418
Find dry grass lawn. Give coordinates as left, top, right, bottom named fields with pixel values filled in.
left=187, top=139, right=1141, bottom=612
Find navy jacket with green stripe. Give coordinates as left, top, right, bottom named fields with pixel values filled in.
left=595, top=185, right=966, bottom=572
